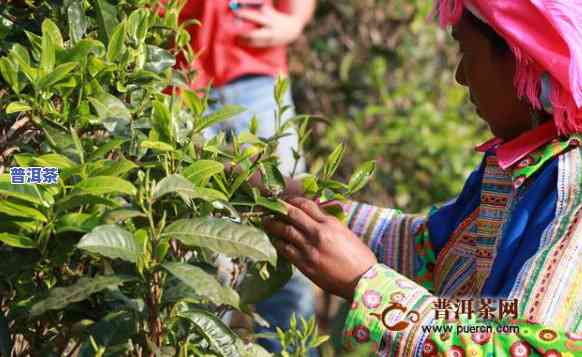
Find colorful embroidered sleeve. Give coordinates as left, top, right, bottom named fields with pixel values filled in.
left=343, top=264, right=582, bottom=357
left=345, top=203, right=437, bottom=291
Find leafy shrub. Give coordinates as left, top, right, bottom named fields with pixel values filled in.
left=0, top=1, right=374, bottom=355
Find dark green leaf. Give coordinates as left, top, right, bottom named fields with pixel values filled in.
left=178, top=309, right=243, bottom=357
left=161, top=218, right=277, bottom=266
left=78, top=311, right=137, bottom=357
left=56, top=213, right=101, bottom=233
left=163, top=263, right=239, bottom=307
left=239, top=258, right=293, bottom=305
left=93, top=0, right=119, bottom=45
left=260, top=161, right=286, bottom=196
left=77, top=225, right=140, bottom=263
left=30, top=275, right=132, bottom=317
left=59, top=39, right=105, bottom=64
left=254, top=195, right=288, bottom=215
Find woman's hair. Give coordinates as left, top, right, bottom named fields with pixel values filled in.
left=465, top=10, right=510, bottom=55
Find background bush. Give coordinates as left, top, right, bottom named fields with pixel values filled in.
left=290, top=0, right=489, bottom=212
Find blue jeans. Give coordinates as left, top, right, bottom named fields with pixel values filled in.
left=205, top=75, right=305, bottom=175
left=205, top=76, right=317, bottom=356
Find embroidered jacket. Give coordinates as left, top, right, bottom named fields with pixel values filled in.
left=342, top=121, right=582, bottom=356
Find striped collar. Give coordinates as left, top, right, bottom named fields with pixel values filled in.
left=475, top=121, right=581, bottom=188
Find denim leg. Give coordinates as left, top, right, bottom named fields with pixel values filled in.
left=208, top=76, right=306, bottom=176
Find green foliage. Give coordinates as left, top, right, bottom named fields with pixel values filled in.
left=292, top=0, right=489, bottom=212
left=0, top=1, right=357, bottom=356
left=257, top=314, right=329, bottom=357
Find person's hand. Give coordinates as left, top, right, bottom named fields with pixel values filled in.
left=264, top=197, right=378, bottom=300
left=236, top=6, right=306, bottom=47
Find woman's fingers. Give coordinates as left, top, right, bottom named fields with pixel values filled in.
left=264, top=219, right=308, bottom=252
left=273, top=239, right=301, bottom=263
left=287, top=197, right=330, bottom=223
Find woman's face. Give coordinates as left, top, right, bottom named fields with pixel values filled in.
left=453, top=13, right=533, bottom=140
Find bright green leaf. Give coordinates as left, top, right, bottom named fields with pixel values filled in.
left=0, top=201, right=47, bottom=222
left=153, top=174, right=227, bottom=203
left=196, top=105, right=245, bottom=132
left=140, top=140, right=175, bottom=152
left=5, top=101, right=31, bottom=114
left=0, top=233, right=36, bottom=249
left=74, top=176, right=137, bottom=196
left=347, top=160, right=376, bottom=194
left=182, top=160, right=224, bottom=186
left=107, top=21, right=126, bottom=63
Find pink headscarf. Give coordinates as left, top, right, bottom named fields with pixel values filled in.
left=435, top=0, right=582, bottom=135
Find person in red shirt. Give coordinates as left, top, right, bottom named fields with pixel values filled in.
left=178, top=1, right=318, bottom=355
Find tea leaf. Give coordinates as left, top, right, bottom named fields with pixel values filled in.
left=196, top=105, right=245, bottom=132
left=162, top=218, right=277, bottom=266
left=0, top=233, right=36, bottom=249
left=182, top=160, right=224, bottom=186
left=107, top=21, right=126, bottom=63
left=163, top=263, right=239, bottom=307
left=77, top=224, right=140, bottom=262
left=238, top=258, right=292, bottom=305
left=74, top=176, right=137, bottom=196
left=178, top=309, right=243, bottom=357
left=153, top=175, right=227, bottom=203
left=0, top=201, right=47, bottom=222
left=38, top=62, right=78, bottom=90
left=347, top=160, right=376, bottom=194
left=144, top=45, right=175, bottom=73
left=322, top=143, right=345, bottom=180
left=5, top=101, right=31, bottom=114
left=67, top=0, right=88, bottom=44
left=93, top=0, right=119, bottom=45
left=140, top=140, right=175, bottom=152
left=30, top=275, right=132, bottom=317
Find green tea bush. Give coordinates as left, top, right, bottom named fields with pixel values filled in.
left=0, top=1, right=375, bottom=355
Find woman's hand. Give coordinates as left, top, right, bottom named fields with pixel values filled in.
left=236, top=6, right=306, bottom=47
left=264, top=197, right=378, bottom=300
